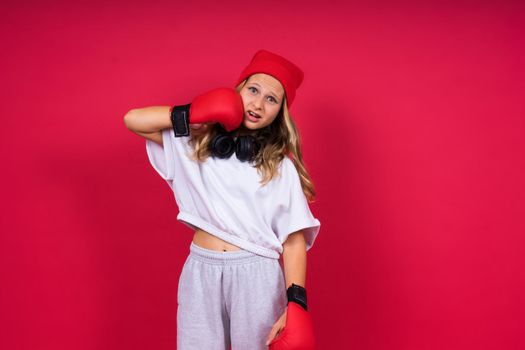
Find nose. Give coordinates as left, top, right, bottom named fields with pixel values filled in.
left=252, top=95, right=264, bottom=111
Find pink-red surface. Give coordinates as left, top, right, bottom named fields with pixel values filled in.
left=1, top=1, right=524, bottom=349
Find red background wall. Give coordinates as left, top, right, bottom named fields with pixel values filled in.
left=1, top=1, right=524, bottom=349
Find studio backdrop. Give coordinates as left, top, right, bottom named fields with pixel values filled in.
left=1, top=1, right=524, bottom=349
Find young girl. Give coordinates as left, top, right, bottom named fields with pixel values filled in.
left=124, top=49, right=321, bottom=350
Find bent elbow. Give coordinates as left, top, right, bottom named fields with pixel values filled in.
left=123, top=109, right=139, bottom=131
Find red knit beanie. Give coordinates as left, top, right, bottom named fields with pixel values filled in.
left=235, top=49, right=304, bottom=108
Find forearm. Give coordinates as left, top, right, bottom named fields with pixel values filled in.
left=282, top=230, right=307, bottom=289
left=124, top=106, right=172, bottom=133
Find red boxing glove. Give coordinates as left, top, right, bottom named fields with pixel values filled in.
left=269, top=301, right=316, bottom=350
left=170, top=87, right=244, bottom=137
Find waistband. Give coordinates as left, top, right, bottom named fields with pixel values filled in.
left=188, top=241, right=270, bottom=265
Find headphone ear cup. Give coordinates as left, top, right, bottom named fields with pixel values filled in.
left=210, top=132, right=236, bottom=159
left=235, top=135, right=260, bottom=162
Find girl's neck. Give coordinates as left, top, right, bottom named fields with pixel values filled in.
left=233, top=125, right=257, bottom=138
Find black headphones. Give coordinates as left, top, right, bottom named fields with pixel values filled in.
left=209, top=124, right=262, bottom=162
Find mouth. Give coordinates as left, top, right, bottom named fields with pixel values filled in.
left=246, top=110, right=262, bottom=121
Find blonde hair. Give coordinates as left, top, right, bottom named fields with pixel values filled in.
left=187, top=79, right=317, bottom=202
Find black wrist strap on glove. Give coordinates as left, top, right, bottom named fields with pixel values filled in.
left=170, top=103, right=191, bottom=137
left=286, top=283, right=308, bottom=311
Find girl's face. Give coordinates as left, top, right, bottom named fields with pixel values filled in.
left=239, top=73, right=285, bottom=130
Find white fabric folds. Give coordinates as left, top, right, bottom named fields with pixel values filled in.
left=145, top=128, right=321, bottom=259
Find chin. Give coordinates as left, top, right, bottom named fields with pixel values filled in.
left=243, top=121, right=258, bottom=130
left=248, top=124, right=265, bottom=131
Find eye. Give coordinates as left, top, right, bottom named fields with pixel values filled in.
left=268, top=96, right=277, bottom=103
left=248, top=87, right=257, bottom=94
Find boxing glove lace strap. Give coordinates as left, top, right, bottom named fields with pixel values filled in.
left=286, top=283, right=308, bottom=311
left=170, top=103, right=191, bottom=137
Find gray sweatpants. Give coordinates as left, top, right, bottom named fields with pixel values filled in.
left=177, top=242, right=288, bottom=350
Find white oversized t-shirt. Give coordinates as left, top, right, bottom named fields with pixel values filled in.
left=145, top=127, right=321, bottom=259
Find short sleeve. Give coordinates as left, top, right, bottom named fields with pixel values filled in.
left=145, top=128, right=179, bottom=184
left=272, top=158, right=321, bottom=252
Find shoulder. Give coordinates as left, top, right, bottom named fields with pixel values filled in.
left=278, top=156, right=300, bottom=182
left=280, top=155, right=293, bottom=168
left=282, top=156, right=299, bottom=172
